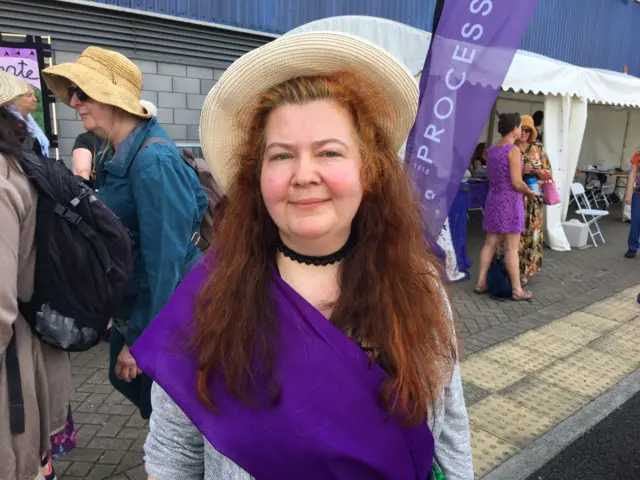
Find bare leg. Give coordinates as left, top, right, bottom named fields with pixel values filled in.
left=505, top=233, right=531, bottom=298
left=477, top=233, right=501, bottom=287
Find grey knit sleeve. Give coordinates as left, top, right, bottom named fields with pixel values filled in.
left=144, top=382, right=205, bottom=480
left=433, top=286, right=474, bottom=480
left=435, top=363, right=475, bottom=480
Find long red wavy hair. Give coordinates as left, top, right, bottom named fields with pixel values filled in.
left=193, top=72, right=457, bottom=426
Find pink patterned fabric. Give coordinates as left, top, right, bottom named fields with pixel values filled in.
left=50, top=406, right=77, bottom=459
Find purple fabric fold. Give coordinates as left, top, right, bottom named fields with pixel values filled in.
left=131, top=260, right=434, bottom=479
left=405, top=0, right=540, bottom=239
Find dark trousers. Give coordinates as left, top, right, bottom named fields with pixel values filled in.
left=629, top=194, right=640, bottom=252
left=108, top=328, right=153, bottom=419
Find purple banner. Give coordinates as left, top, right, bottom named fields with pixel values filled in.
left=405, top=0, right=539, bottom=238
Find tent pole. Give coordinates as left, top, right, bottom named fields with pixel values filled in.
left=432, top=0, right=445, bottom=34
left=487, top=100, right=497, bottom=144
left=619, top=108, right=631, bottom=168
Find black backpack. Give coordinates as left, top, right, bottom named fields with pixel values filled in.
left=17, top=151, right=133, bottom=351
left=487, top=255, right=512, bottom=300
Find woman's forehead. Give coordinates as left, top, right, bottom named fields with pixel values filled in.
left=265, top=101, right=355, bottom=135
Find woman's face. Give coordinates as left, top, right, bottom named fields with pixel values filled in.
left=15, top=86, right=37, bottom=115
left=69, top=86, right=115, bottom=138
left=513, top=124, right=523, bottom=140
left=520, top=125, right=531, bottom=143
left=260, top=99, right=364, bottom=254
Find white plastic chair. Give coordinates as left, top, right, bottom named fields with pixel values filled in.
left=570, top=183, right=609, bottom=247
left=589, top=183, right=615, bottom=209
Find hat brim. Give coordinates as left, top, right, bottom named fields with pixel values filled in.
left=43, top=62, right=151, bottom=119
left=199, top=31, right=419, bottom=192
left=0, top=72, right=29, bottom=108
left=520, top=116, right=538, bottom=143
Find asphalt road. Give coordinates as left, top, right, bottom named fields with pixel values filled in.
left=527, top=392, right=640, bottom=480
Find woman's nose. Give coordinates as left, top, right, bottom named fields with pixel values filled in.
left=293, top=154, right=319, bottom=185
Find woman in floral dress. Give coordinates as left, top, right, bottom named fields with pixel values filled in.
left=518, top=115, right=552, bottom=285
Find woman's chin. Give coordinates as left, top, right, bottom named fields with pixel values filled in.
left=287, top=218, right=332, bottom=237
left=291, top=229, right=330, bottom=241
left=83, top=122, right=98, bottom=134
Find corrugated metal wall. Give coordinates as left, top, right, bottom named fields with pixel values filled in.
left=84, top=0, right=439, bottom=36
left=85, top=0, right=640, bottom=75
left=2, top=0, right=272, bottom=67
left=521, top=0, right=640, bottom=75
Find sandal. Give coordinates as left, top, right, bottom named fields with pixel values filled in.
left=474, top=283, right=489, bottom=294
left=42, top=459, right=57, bottom=480
left=512, top=288, right=533, bottom=301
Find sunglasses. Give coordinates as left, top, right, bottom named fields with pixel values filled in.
left=522, top=128, right=532, bottom=133
left=67, top=86, right=89, bottom=102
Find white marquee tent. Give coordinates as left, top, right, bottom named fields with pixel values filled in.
left=578, top=69, right=640, bottom=170
left=288, top=16, right=640, bottom=252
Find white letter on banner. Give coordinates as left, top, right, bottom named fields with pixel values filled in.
left=452, top=45, right=476, bottom=64
left=461, top=22, right=483, bottom=41
left=417, top=145, right=434, bottom=164
left=424, top=124, right=444, bottom=143
left=445, top=69, right=466, bottom=91
left=434, top=97, right=454, bottom=121
left=470, top=0, right=493, bottom=16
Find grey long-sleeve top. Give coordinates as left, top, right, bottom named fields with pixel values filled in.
left=144, top=361, right=474, bottom=480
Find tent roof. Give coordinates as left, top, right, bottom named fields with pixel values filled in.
left=287, top=15, right=640, bottom=108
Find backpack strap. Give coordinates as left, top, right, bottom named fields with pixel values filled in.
left=6, top=324, right=25, bottom=434
left=140, top=138, right=198, bottom=174
left=140, top=137, right=172, bottom=150
left=129, top=137, right=204, bottom=248
left=125, top=137, right=173, bottom=177
left=53, top=204, right=112, bottom=272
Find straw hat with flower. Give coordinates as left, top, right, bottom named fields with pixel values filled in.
left=199, top=31, right=419, bottom=192
left=0, top=71, right=29, bottom=108
left=42, top=46, right=151, bottom=119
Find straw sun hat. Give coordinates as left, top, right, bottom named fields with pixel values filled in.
left=200, top=31, right=419, bottom=192
left=42, top=46, right=152, bottom=119
left=520, top=115, right=537, bottom=143
left=0, top=71, right=29, bottom=108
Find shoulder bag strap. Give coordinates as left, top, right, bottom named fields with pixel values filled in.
left=125, top=137, right=172, bottom=178
left=6, top=324, right=25, bottom=434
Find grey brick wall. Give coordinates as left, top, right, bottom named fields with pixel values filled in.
left=53, top=50, right=223, bottom=166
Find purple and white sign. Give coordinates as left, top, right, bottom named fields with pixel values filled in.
left=405, top=0, right=540, bottom=238
left=0, top=47, right=41, bottom=90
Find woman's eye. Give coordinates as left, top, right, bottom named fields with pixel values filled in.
left=273, top=153, right=291, bottom=161
left=320, top=151, right=340, bottom=158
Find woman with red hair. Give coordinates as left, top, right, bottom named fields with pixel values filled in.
left=132, top=32, right=473, bottom=480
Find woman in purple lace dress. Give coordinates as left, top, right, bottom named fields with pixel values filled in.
left=475, top=113, right=539, bottom=301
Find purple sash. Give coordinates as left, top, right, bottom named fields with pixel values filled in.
left=131, top=260, right=434, bottom=479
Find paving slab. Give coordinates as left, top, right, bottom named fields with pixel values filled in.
left=463, top=287, right=639, bottom=478
left=454, top=213, right=639, bottom=355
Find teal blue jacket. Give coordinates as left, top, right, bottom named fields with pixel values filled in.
left=96, top=118, right=208, bottom=345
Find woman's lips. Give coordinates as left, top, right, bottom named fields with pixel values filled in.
left=291, top=199, right=328, bottom=210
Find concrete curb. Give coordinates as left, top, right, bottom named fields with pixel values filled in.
left=483, top=369, right=640, bottom=480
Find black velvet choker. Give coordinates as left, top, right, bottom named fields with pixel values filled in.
left=277, top=239, right=353, bottom=266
